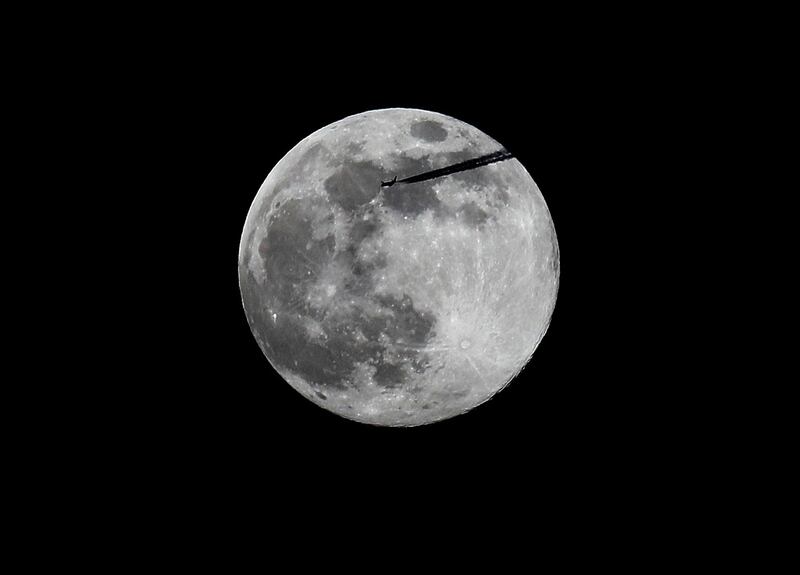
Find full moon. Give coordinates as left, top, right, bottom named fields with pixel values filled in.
left=239, top=109, right=559, bottom=426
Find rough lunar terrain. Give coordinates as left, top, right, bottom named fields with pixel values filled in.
left=239, top=109, right=559, bottom=426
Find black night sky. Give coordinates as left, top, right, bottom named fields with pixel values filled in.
left=112, top=27, right=685, bottom=506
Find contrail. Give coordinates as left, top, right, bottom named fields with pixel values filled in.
left=381, top=149, right=513, bottom=188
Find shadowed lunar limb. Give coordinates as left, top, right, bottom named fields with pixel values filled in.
left=239, top=108, right=559, bottom=426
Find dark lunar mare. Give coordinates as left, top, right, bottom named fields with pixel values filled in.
left=242, top=161, right=441, bottom=394
left=410, top=120, right=448, bottom=142
left=380, top=155, right=445, bottom=217
left=326, top=152, right=505, bottom=225
left=325, top=155, right=443, bottom=218
left=383, top=149, right=509, bottom=227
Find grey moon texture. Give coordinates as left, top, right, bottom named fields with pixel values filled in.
left=238, top=108, right=559, bottom=426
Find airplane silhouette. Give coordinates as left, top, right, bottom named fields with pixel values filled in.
left=378, top=149, right=513, bottom=189
left=380, top=175, right=398, bottom=188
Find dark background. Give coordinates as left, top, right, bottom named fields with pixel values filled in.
left=149, top=72, right=662, bottom=478
left=21, top=6, right=748, bottom=551
left=98, top=20, right=692, bottom=506
left=19, top=8, right=759, bottom=554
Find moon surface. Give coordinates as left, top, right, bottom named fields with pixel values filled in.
left=239, top=109, right=559, bottom=426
